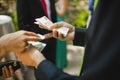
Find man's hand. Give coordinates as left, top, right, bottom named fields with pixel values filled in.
left=2, top=66, right=15, bottom=78
left=16, top=45, right=45, bottom=68
left=39, top=21, right=75, bottom=41
left=0, top=30, right=40, bottom=59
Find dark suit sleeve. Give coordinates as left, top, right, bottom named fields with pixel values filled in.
left=73, top=28, right=87, bottom=46
left=16, top=0, right=31, bottom=30
left=35, top=60, right=82, bottom=80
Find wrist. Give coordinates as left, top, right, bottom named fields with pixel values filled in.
left=31, top=49, right=46, bottom=68
left=34, top=58, right=46, bottom=68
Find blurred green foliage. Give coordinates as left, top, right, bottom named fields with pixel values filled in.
left=66, top=0, right=89, bottom=28
left=72, top=10, right=89, bottom=28
left=70, top=0, right=80, bottom=7
left=11, top=12, right=19, bottom=31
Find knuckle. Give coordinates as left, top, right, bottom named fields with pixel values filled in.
left=21, top=36, right=27, bottom=41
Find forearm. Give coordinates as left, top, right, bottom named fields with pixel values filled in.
left=32, top=49, right=82, bottom=80
left=35, top=60, right=81, bottom=80
left=31, top=50, right=46, bottom=68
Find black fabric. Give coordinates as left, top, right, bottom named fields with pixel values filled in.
left=35, top=60, right=81, bottom=80
left=16, top=0, right=57, bottom=64
left=82, top=0, right=120, bottom=79
left=35, top=0, right=120, bottom=80
left=73, top=28, right=86, bottom=46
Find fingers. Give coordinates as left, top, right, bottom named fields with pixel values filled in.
left=24, top=31, right=38, bottom=37
left=51, top=22, right=74, bottom=32
left=2, top=67, right=6, bottom=78
left=58, top=32, right=65, bottom=40
left=53, top=29, right=65, bottom=40
left=53, top=29, right=58, bottom=38
left=9, top=66, right=15, bottom=77
left=21, top=34, right=39, bottom=42
left=39, top=24, right=50, bottom=30
left=20, top=31, right=40, bottom=42
left=2, top=66, right=14, bottom=78
left=44, top=32, right=53, bottom=39
left=24, top=36, right=40, bottom=42
left=50, top=22, right=65, bottom=29
left=2, top=66, right=10, bottom=78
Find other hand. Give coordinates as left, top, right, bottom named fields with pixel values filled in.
left=16, top=45, right=45, bottom=68
left=0, top=30, right=40, bottom=56
left=39, top=21, right=75, bottom=41
left=2, top=66, right=15, bottom=78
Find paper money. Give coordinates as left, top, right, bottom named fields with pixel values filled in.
left=28, top=41, right=46, bottom=52
left=34, top=16, right=69, bottom=37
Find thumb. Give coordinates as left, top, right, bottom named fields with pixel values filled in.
left=44, top=32, right=53, bottom=39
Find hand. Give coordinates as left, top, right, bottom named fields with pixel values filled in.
left=16, top=45, right=45, bottom=68
left=0, top=30, right=40, bottom=58
left=39, top=21, right=75, bottom=41
left=2, top=66, right=15, bottom=78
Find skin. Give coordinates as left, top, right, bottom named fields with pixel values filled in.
left=17, top=22, right=75, bottom=68
left=16, top=45, right=45, bottom=68
left=39, top=22, right=75, bottom=41
left=0, top=22, right=75, bottom=69
left=0, top=30, right=40, bottom=79
left=0, top=30, right=40, bottom=60
left=0, top=23, right=74, bottom=78
left=55, top=0, right=68, bottom=17
left=2, top=66, right=15, bottom=78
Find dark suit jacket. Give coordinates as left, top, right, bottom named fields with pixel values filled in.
left=35, top=0, right=120, bottom=80
left=17, top=0, right=57, bottom=63
left=17, top=0, right=56, bottom=32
